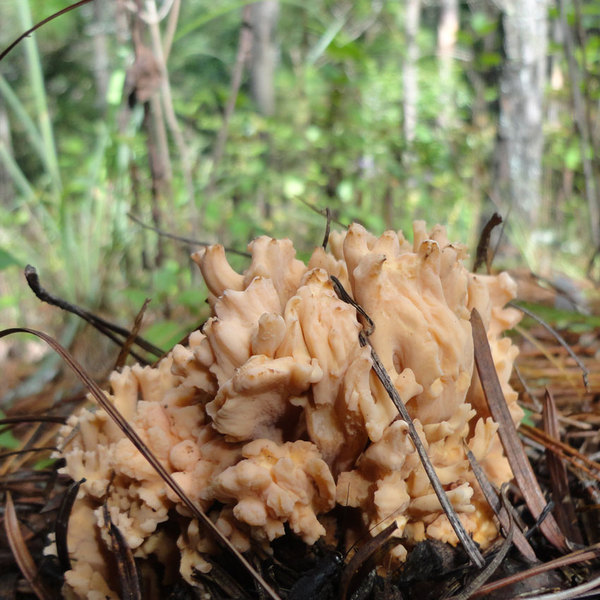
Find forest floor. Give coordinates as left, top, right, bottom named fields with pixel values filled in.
left=1, top=276, right=600, bottom=600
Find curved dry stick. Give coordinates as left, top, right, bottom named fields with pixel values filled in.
left=55, top=478, right=85, bottom=572
left=128, top=212, right=251, bottom=257
left=0, top=0, right=94, bottom=62
left=4, top=491, right=57, bottom=599
left=470, top=543, right=600, bottom=598
left=465, top=444, right=537, bottom=562
left=366, top=337, right=485, bottom=568
left=510, top=301, right=590, bottom=391
left=201, top=5, right=253, bottom=225
left=340, top=521, right=397, bottom=600
left=472, top=212, right=502, bottom=273
left=25, top=265, right=163, bottom=360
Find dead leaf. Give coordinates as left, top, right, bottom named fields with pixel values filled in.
left=471, top=308, right=568, bottom=552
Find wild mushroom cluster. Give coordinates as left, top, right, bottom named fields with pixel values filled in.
left=48, top=222, right=522, bottom=598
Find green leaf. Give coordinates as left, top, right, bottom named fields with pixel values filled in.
left=471, top=12, right=497, bottom=36
left=337, top=180, right=354, bottom=203
left=283, top=176, right=306, bottom=199
left=143, top=321, right=190, bottom=351
left=107, top=69, right=126, bottom=106
left=121, top=288, right=152, bottom=310
left=34, top=456, right=57, bottom=470
left=0, top=248, right=20, bottom=270
left=479, top=51, right=502, bottom=67
left=0, top=430, right=20, bottom=450
left=565, top=144, right=581, bottom=170
left=521, top=407, right=536, bottom=428
left=0, top=410, right=20, bottom=450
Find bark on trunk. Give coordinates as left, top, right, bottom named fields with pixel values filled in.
left=557, top=0, right=600, bottom=247
left=403, top=0, right=421, bottom=146
left=250, top=0, right=279, bottom=116
left=437, top=0, right=458, bottom=129
left=494, top=0, right=548, bottom=230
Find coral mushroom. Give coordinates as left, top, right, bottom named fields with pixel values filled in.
left=53, top=222, right=522, bottom=597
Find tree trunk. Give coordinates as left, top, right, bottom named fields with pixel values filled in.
left=557, top=0, right=600, bottom=247
left=494, top=0, right=548, bottom=231
left=437, top=0, right=458, bottom=129
left=250, top=0, right=279, bottom=116
left=403, top=0, right=421, bottom=146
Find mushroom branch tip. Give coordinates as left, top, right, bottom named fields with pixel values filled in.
left=51, top=221, right=522, bottom=597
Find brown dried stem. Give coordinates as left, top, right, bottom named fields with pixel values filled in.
left=331, top=276, right=485, bottom=568
left=24, top=265, right=163, bottom=360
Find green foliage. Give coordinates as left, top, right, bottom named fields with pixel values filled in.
left=0, top=411, right=20, bottom=450
left=517, top=302, right=600, bottom=334
left=0, top=249, right=20, bottom=271
left=0, top=0, right=595, bottom=346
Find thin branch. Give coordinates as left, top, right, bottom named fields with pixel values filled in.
left=24, top=265, right=163, bottom=359
left=445, top=501, right=514, bottom=600
left=322, top=207, right=332, bottom=250
left=128, top=212, right=251, bottom=257
left=114, top=298, right=151, bottom=370
left=366, top=336, right=485, bottom=567
left=465, top=444, right=537, bottom=562
left=145, top=0, right=197, bottom=234
left=509, top=301, right=590, bottom=391
left=331, top=276, right=485, bottom=568
left=295, top=196, right=348, bottom=228
left=472, top=212, right=502, bottom=273
left=0, top=0, right=94, bottom=62
left=469, top=543, right=600, bottom=598
left=201, top=5, right=254, bottom=224
left=162, top=0, right=181, bottom=61
left=340, top=521, right=398, bottom=600
left=330, top=275, right=374, bottom=335
left=0, top=416, right=66, bottom=426
left=0, top=447, right=57, bottom=460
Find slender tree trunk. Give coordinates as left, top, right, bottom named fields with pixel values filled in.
left=437, top=0, right=458, bottom=129
left=249, top=1, right=279, bottom=225
left=403, top=0, right=421, bottom=146
left=494, top=0, right=547, bottom=231
left=249, top=1, right=279, bottom=117
left=557, top=0, right=600, bottom=247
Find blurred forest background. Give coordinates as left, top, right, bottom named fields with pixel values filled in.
left=1, top=0, right=600, bottom=359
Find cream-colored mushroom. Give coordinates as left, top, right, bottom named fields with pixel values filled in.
left=211, top=439, right=336, bottom=545
left=53, top=221, right=523, bottom=598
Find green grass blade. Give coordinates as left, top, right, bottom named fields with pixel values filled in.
left=0, top=141, right=35, bottom=200
left=0, top=76, right=46, bottom=169
left=16, top=0, right=62, bottom=193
